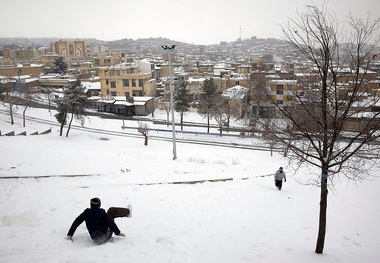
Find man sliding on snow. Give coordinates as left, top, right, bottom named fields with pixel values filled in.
left=66, top=197, right=132, bottom=244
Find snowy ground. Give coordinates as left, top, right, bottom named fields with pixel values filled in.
left=0, top=105, right=379, bottom=263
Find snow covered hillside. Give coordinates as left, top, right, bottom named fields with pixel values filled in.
left=0, top=105, right=379, bottom=263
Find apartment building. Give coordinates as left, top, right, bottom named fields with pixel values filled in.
left=250, top=79, right=298, bottom=118
left=270, top=79, right=297, bottom=107
left=98, top=64, right=157, bottom=98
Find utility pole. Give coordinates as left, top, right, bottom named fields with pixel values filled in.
left=161, top=45, right=177, bottom=160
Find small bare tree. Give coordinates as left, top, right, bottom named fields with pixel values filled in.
left=0, top=79, right=17, bottom=125
left=20, top=90, right=35, bottom=127
left=42, top=87, right=54, bottom=115
left=260, top=3, right=380, bottom=254
left=160, top=99, right=170, bottom=127
left=210, top=95, right=229, bottom=136
left=138, top=122, right=149, bottom=145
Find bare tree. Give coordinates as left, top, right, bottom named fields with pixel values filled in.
left=251, top=73, right=271, bottom=121
left=160, top=99, right=171, bottom=127
left=0, top=78, right=17, bottom=125
left=138, top=122, right=149, bottom=146
left=260, top=3, right=380, bottom=254
left=210, top=95, right=229, bottom=136
left=15, top=84, right=38, bottom=128
left=42, top=87, right=54, bottom=115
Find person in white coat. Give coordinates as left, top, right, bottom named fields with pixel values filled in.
left=274, top=167, right=286, bottom=190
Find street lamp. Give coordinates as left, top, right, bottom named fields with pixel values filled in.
left=162, top=45, right=177, bottom=160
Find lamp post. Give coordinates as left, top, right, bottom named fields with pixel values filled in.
left=162, top=45, right=177, bottom=160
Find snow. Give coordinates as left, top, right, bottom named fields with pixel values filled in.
left=0, top=105, right=380, bottom=262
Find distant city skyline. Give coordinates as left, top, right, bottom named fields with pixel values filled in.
left=0, top=0, right=378, bottom=45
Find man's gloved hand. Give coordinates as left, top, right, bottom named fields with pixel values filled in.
left=66, top=235, right=73, bottom=241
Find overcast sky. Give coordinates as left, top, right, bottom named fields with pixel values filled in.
left=0, top=0, right=378, bottom=45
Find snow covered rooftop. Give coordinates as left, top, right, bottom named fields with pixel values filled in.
left=221, top=85, right=248, bottom=100
left=81, top=81, right=101, bottom=90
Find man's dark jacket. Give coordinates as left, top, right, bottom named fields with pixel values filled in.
left=67, top=208, right=121, bottom=240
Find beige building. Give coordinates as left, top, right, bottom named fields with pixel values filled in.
left=79, top=61, right=96, bottom=79
left=0, top=64, right=45, bottom=78
left=40, top=54, right=60, bottom=70
left=249, top=79, right=298, bottom=118
left=51, top=40, right=90, bottom=59
left=99, top=65, right=157, bottom=98
left=93, top=53, right=130, bottom=67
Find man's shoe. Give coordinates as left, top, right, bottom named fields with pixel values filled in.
left=127, top=204, right=132, bottom=218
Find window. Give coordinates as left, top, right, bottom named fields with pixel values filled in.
left=110, top=82, right=116, bottom=88
left=125, top=92, right=130, bottom=97
left=69, top=45, right=74, bottom=56
left=110, top=70, right=115, bottom=76
left=116, top=70, right=120, bottom=76
left=276, top=84, right=284, bottom=95
left=106, top=79, right=109, bottom=85
left=276, top=100, right=283, bottom=104
left=123, top=79, right=129, bottom=87
left=138, top=79, right=143, bottom=87
left=111, top=92, right=117, bottom=96
left=288, top=84, right=294, bottom=90
left=132, top=79, right=136, bottom=87
left=138, top=91, right=143, bottom=96
left=106, top=89, right=109, bottom=95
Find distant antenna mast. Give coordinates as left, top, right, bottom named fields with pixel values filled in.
left=240, top=26, right=241, bottom=39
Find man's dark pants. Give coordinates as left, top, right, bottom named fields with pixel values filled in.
left=275, top=180, right=283, bottom=190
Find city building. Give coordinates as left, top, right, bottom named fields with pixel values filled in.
left=98, top=64, right=157, bottom=98
left=51, top=40, right=90, bottom=59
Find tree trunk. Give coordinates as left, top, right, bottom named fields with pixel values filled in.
left=10, top=104, right=14, bottom=125
left=315, top=170, right=328, bottom=254
left=207, top=112, right=210, bottom=133
left=59, top=122, right=64, bottom=136
left=23, top=107, right=28, bottom=127
left=48, top=94, right=52, bottom=116
left=59, top=111, right=67, bottom=136
left=180, top=111, right=184, bottom=131
left=66, top=112, right=74, bottom=137
left=144, top=134, right=148, bottom=146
